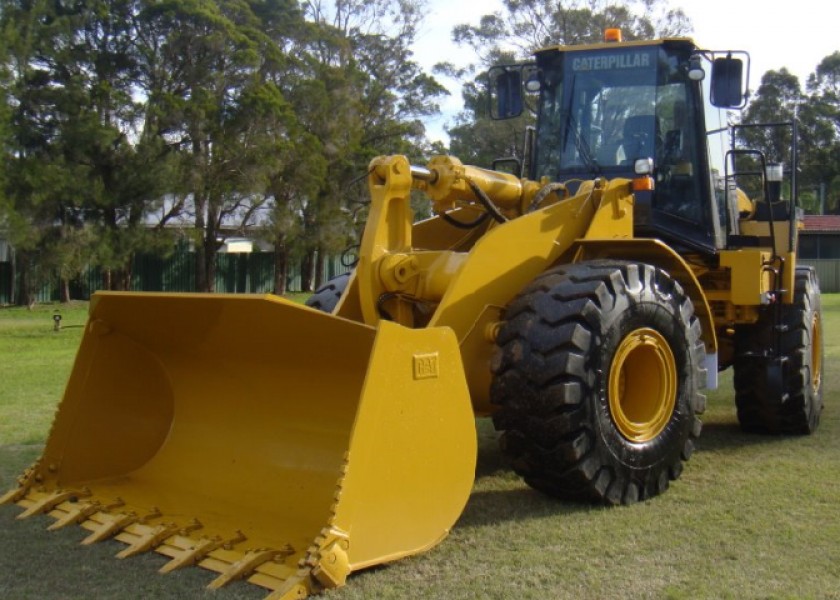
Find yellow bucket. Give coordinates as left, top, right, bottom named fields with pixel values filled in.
left=2, top=292, right=476, bottom=598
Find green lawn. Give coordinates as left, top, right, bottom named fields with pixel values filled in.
left=1, top=295, right=839, bottom=599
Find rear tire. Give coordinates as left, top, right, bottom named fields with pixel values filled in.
left=491, top=260, right=706, bottom=505
left=305, top=272, right=351, bottom=313
left=734, top=267, right=823, bottom=434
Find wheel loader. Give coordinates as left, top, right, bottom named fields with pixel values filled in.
left=1, top=31, right=824, bottom=599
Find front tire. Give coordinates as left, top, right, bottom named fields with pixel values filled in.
left=491, top=260, right=706, bottom=505
left=734, top=267, right=824, bottom=434
left=305, top=272, right=351, bottom=313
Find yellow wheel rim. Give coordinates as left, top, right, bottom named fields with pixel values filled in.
left=812, top=312, right=822, bottom=393
left=609, top=328, right=677, bottom=443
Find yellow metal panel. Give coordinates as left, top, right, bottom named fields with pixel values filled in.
left=458, top=305, right=504, bottom=417
left=783, top=251, right=796, bottom=304
left=411, top=207, right=489, bottom=252
left=584, top=180, right=634, bottom=238
left=332, top=320, right=476, bottom=571
left=738, top=220, right=793, bottom=256
left=719, top=249, right=773, bottom=305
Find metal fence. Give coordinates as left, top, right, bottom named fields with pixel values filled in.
left=3, top=254, right=837, bottom=306
left=0, top=251, right=353, bottom=305
left=800, top=260, right=840, bottom=293
left=0, top=262, right=11, bottom=304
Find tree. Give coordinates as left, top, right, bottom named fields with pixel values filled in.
left=737, top=57, right=840, bottom=215
left=1, top=0, right=448, bottom=301
left=0, top=0, right=179, bottom=301
left=446, top=57, right=529, bottom=167
left=452, top=0, right=690, bottom=60
left=801, top=52, right=840, bottom=213
left=272, top=0, right=447, bottom=290
left=0, top=0, right=71, bottom=304
left=739, top=69, right=801, bottom=162
left=0, top=26, right=9, bottom=226
left=136, top=0, right=298, bottom=292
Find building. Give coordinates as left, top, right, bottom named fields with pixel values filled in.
left=799, top=215, right=840, bottom=259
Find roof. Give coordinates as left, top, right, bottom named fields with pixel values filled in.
left=536, top=37, right=695, bottom=56
left=801, top=215, right=840, bottom=233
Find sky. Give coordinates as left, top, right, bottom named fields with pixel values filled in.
left=414, top=0, right=840, bottom=144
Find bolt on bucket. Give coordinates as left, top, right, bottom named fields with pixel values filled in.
left=2, top=292, right=477, bottom=599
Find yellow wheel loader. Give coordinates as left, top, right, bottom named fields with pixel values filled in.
left=2, top=32, right=824, bottom=599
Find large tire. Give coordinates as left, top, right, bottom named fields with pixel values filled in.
left=305, top=272, right=352, bottom=313
left=734, top=267, right=823, bottom=434
left=491, top=260, right=706, bottom=505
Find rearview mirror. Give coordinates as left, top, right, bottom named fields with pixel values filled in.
left=711, top=55, right=747, bottom=108
left=489, top=67, right=523, bottom=120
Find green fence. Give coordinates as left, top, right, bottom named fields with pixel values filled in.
left=0, top=251, right=352, bottom=305
left=0, top=262, right=11, bottom=305
left=3, top=252, right=838, bottom=306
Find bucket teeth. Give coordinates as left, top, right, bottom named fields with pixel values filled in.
left=265, top=575, right=312, bottom=600
left=47, top=497, right=125, bottom=532
left=0, top=487, right=28, bottom=506
left=16, top=488, right=90, bottom=520
left=159, top=529, right=244, bottom=574
left=207, top=545, right=295, bottom=590
left=81, top=507, right=162, bottom=546
left=115, top=522, right=182, bottom=559
left=159, top=536, right=221, bottom=573
left=81, top=512, right=139, bottom=545
left=47, top=501, right=102, bottom=531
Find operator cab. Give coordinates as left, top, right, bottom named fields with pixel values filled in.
left=491, top=37, right=750, bottom=255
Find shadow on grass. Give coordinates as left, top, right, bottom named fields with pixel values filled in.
left=474, top=434, right=507, bottom=480
left=696, top=420, right=794, bottom=453
left=463, top=427, right=608, bottom=530
left=458, top=486, right=600, bottom=531
left=464, top=415, right=804, bottom=531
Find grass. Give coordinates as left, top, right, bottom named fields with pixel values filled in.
left=1, top=295, right=840, bottom=599
left=0, top=303, right=89, bottom=446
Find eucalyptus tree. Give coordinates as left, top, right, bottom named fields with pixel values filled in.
left=0, top=25, right=9, bottom=219
left=288, top=0, right=447, bottom=290
left=800, top=52, right=840, bottom=213
left=739, top=69, right=801, bottom=162
left=0, top=0, right=179, bottom=299
left=0, top=0, right=447, bottom=299
left=135, top=0, right=301, bottom=292
left=0, top=0, right=84, bottom=302
left=451, top=0, right=691, bottom=57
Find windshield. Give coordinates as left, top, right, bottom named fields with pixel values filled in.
left=534, top=46, right=691, bottom=180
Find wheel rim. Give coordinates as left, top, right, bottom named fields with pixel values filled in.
left=609, top=328, right=677, bottom=443
left=811, top=312, right=822, bottom=393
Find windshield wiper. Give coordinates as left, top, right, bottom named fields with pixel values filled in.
left=565, top=112, right=602, bottom=175
left=561, top=75, right=602, bottom=175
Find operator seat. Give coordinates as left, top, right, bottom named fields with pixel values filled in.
left=621, top=114, right=659, bottom=163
